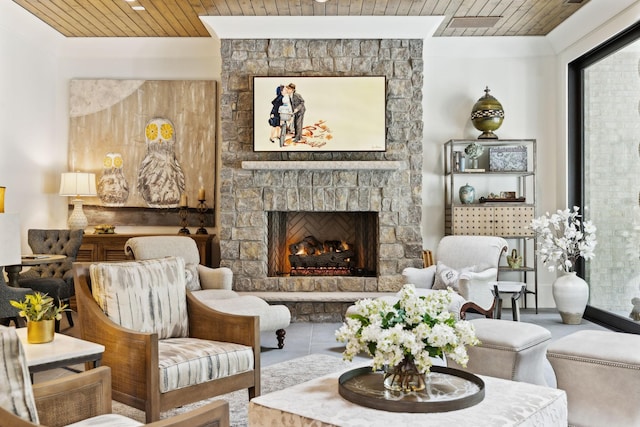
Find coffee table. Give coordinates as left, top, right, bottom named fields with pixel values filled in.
left=16, top=328, right=105, bottom=380
left=248, top=368, right=567, bottom=426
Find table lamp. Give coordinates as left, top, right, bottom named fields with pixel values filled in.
left=59, top=172, right=97, bottom=231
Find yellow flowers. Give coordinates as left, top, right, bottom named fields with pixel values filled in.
left=10, top=292, right=68, bottom=322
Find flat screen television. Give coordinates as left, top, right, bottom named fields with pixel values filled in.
left=253, top=76, right=386, bottom=152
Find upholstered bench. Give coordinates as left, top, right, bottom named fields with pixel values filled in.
left=547, top=330, right=640, bottom=427
left=448, top=318, right=551, bottom=386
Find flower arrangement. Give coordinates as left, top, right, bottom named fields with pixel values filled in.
left=529, top=206, right=597, bottom=273
left=10, top=292, right=68, bottom=322
left=335, top=284, right=479, bottom=375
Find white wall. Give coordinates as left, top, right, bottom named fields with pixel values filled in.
left=4, top=0, right=639, bottom=306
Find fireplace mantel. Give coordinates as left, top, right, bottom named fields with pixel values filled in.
left=241, top=161, right=404, bottom=171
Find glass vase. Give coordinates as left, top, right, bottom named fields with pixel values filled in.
left=383, top=357, right=426, bottom=392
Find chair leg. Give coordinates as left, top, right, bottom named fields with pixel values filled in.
left=276, top=329, right=286, bottom=349
left=65, top=310, right=74, bottom=328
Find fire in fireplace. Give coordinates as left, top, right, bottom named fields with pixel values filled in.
left=288, top=235, right=355, bottom=276
left=267, top=211, right=378, bottom=277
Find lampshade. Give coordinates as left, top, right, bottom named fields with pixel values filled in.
left=0, top=213, right=21, bottom=267
left=59, top=172, right=97, bottom=197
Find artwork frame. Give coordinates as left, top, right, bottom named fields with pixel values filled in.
left=68, top=79, right=217, bottom=227
left=253, top=76, right=386, bottom=152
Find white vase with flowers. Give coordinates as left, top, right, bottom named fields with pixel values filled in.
left=530, top=206, right=597, bottom=324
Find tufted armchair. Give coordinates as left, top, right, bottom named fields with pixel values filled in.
left=18, top=229, right=83, bottom=330
left=0, top=325, right=230, bottom=427
left=73, top=257, right=260, bottom=423
left=125, top=236, right=291, bottom=349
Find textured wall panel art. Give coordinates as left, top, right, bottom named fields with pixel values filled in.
left=68, top=80, right=217, bottom=227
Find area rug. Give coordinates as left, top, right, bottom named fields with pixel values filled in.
left=112, top=353, right=357, bottom=427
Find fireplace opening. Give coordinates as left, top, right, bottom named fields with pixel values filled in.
left=268, top=211, right=378, bottom=277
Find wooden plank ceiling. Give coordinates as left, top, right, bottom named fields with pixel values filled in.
left=12, top=0, right=589, bottom=38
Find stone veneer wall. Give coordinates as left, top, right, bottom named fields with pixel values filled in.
left=218, top=39, right=424, bottom=319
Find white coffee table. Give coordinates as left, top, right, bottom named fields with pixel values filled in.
left=16, top=328, right=105, bottom=378
left=248, top=368, right=567, bottom=426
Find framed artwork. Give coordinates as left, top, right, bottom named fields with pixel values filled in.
left=68, top=79, right=217, bottom=227
left=253, top=76, right=386, bottom=152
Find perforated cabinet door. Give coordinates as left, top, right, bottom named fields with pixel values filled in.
left=494, top=206, right=534, bottom=237
left=452, top=207, right=494, bottom=235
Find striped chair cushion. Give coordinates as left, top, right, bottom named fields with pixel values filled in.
left=0, top=326, right=39, bottom=423
left=158, top=338, right=254, bottom=393
left=90, top=257, right=189, bottom=339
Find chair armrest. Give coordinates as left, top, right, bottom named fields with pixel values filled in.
left=147, top=400, right=229, bottom=427
left=34, top=366, right=112, bottom=427
left=459, top=267, right=497, bottom=281
left=197, top=265, right=233, bottom=290
left=187, top=292, right=259, bottom=349
left=458, top=267, right=498, bottom=312
left=402, top=265, right=436, bottom=289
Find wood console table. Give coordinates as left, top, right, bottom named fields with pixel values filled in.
left=77, top=233, right=214, bottom=267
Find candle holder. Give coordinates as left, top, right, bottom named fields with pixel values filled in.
left=196, top=199, right=208, bottom=235
left=178, top=206, right=190, bottom=235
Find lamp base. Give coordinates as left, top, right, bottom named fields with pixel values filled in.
left=67, top=199, right=88, bottom=231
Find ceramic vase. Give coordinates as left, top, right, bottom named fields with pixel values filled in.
left=27, top=319, right=55, bottom=344
left=459, top=183, right=475, bottom=204
left=552, top=271, right=589, bottom=325
left=470, top=86, right=504, bottom=139
left=383, top=357, right=426, bottom=392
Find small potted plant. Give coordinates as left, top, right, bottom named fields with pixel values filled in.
left=10, top=292, right=68, bottom=343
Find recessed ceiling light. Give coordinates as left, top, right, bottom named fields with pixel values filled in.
left=132, top=5, right=145, bottom=11
left=447, top=16, right=501, bottom=29
left=315, top=0, right=329, bottom=3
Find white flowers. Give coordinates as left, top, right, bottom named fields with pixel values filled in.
left=530, top=206, right=597, bottom=273
left=335, top=284, right=479, bottom=374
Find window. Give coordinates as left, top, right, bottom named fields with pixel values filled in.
left=569, top=21, right=640, bottom=333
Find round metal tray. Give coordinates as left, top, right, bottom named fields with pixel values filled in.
left=338, top=365, right=485, bottom=413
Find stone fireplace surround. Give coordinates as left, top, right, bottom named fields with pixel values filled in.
left=219, top=39, right=424, bottom=320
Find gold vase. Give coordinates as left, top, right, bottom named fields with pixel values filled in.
left=27, top=319, right=55, bottom=344
left=383, top=357, right=426, bottom=392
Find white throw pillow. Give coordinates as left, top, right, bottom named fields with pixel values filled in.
left=90, top=257, right=189, bottom=339
left=432, top=262, right=475, bottom=293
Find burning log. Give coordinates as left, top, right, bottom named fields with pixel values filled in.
left=288, top=235, right=355, bottom=275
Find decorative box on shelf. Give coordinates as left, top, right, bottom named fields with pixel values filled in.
left=489, top=146, right=527, bottom=172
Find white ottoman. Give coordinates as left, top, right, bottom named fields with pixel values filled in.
left=547, top=330, right=640, bottom=427
left=448, top=318, right=551, bottom=385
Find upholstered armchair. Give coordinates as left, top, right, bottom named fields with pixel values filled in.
left=0, top=325, right=230, bottom=427
left=125, top=236, right=291, bottom=349
left=73, top=258, right=259, bottom=423
left=0, top=280, right=33, bottom=326
left=402, top=235, right=508, bottom=319
left=18, top=229, right=83, bottom=330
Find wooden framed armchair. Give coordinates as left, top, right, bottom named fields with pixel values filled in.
left=0, top=326, right=230, bottom=427
left=73, top=258, right=260, bottom=423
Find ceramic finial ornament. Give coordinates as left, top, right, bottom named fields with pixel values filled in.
left=470, top=86, right=504, bottom=139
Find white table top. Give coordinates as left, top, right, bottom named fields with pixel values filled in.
left=16, top=328, right=104, bottom=368
left=490, top=281, right=526, bottom=293
left=249, top=367, right=567, bottom=426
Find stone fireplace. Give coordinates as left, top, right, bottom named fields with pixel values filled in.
left=218, top=39, right=424, bottom=319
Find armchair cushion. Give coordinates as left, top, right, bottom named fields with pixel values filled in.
left=89, top=257, right=189, bottom=339
left=158, top=338, right=254, bottom=393
left=0, top=326, right=39, bottom=424
left=432, top=262, right=476, bottom=293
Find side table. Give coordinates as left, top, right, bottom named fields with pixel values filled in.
left=16, top=328, right=105, bottom=382
left=491, top=281, right=526, bottom=321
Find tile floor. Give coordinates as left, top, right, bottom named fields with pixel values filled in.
left=34, top=307, right=609, bottom=386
